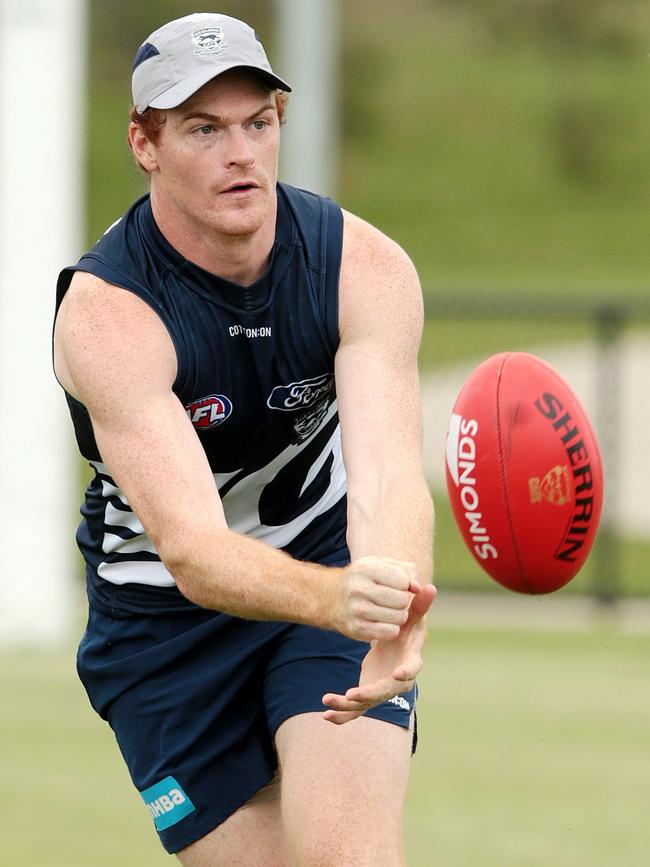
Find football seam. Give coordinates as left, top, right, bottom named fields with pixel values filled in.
left=495, top=353, right=534, bottom=594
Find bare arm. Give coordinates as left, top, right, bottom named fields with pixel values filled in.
left=54, top=271, right=415, bottom=640
left=335, top=211, right=434, bottom=584
left=322, top=211, right=436, bottom=723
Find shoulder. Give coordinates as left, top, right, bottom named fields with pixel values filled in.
left=60, top=270, right=168, bottom=331
left=338, top=209, right=423, bottom=342
left=54, top=271, right=176, bottom=401
left=341, top=210, right=417, bottom=276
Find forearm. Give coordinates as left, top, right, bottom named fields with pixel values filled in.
left=162, top=527, right=340, bottom=627
left=346, top=473, right=434, bottom=585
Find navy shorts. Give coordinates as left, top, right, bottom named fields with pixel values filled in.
left=76, top=598, right=417, bottom=854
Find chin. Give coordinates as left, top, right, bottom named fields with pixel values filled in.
left=214, top=205, right=268, bottom=238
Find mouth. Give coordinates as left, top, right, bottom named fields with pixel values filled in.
left=221, top=181, right=260, bottom=196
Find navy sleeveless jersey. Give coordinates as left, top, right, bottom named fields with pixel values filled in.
left=56, top=183, right=349, bottom=612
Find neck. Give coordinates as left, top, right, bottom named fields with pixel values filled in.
left=150, top=191, right=277, bottom=287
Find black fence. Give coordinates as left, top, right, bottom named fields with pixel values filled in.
left=421, top=293, right=650, bottom=602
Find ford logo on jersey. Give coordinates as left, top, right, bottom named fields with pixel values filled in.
left=185, top=394, right=233, bottom=429
left=267, top=374, right=334, bottom=411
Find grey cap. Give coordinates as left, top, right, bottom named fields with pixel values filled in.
left=132, top=12, right=291, bottom=113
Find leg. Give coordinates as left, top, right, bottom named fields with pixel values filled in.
left=77, top=607, right=297, bottom=859
left=276, top=712, right=412, bottom=867
left=176, top=777, right=291, bottom=867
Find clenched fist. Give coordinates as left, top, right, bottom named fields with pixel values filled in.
left=327, top=555, right=421, bottom=642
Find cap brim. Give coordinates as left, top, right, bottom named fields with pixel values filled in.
left=147, top=63, right=291, bottom=110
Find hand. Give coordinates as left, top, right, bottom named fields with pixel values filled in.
left=329, top=556, right=421, bottom=642
left=322, top=581, right=437, bottom=725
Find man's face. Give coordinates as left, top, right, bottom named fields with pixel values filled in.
left=149, top=70, right=281, bottom=238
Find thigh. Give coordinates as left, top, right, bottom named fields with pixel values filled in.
left=77, top=605, right=288, bottom=855
left=276, top=712, right=412, bottom=867
left=176, top=788, right=288, bottom=867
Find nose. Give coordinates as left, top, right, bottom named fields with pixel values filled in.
left=224, top=125, right=255, bottom=167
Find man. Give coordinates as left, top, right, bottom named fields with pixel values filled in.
left=53, top=12, right=435, bottom=866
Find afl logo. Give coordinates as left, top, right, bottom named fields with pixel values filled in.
left=185, top=394, right=233, bottom=430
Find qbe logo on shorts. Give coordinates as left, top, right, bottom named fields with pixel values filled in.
left=140, top=775, right=196, bottom=831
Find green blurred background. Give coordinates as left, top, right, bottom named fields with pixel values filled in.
left=4, top=1, right=650, bottom=865
left=89, top=0, right=650, bottom=295
left=87, top=0, right=650, bottom=599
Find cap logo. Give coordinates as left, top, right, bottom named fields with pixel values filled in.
left=192, top=27, right=229, bottom=57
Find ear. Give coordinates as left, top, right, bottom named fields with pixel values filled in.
left=129, top=122, right=159, bottom=173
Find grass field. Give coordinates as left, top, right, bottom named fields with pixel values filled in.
left=3, top=618, right=649, bottom=866
left=407, top=623, right=650, bottom=866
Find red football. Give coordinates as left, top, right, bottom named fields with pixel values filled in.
left=445, top=352, right=604, bottom=594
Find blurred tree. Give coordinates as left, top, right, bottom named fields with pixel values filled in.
left=431, top=0, right=648, bottom=57
left=85, top=0, right=650, bottom=291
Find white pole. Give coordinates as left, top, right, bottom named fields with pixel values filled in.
left=275, top=0, right=341, bottom=197
left=0, top=0, right=86, bottom=645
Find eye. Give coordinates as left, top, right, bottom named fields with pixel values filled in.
left=252, top=119, right=268, bottom=131
left=194, top=125, right=213, bottom=136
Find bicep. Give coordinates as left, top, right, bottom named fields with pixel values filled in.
left=335, top=213, right=425, bottom=490
left=56, top=274, right=227, bottom=551
left=335, top=340, right=423, bottom=482
left=87, top=387, right=228, bottom=552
